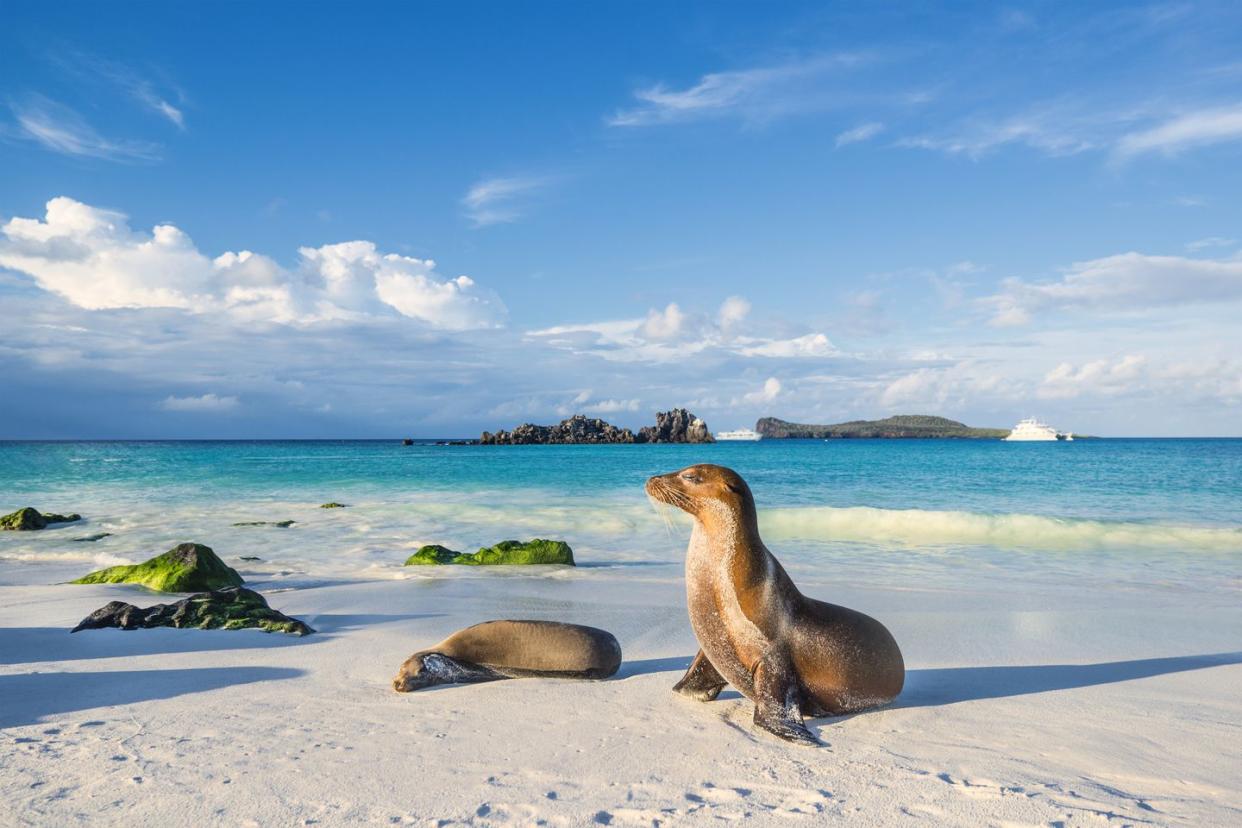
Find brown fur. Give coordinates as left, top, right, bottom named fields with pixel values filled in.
left=393, top=620, right=622, bottom=692
left=648, top=464, right=904, bottom=744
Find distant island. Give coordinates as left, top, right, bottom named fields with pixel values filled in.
left=481, top=408, right=713, bottom=444
left=755, top=415, right=1010, bottom=440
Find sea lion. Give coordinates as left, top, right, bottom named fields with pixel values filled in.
left=647, top=464, right=904, bottom=746
left=393, top=620, right=622, bottom=692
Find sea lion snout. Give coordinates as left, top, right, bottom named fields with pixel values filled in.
left=646, top=464, right=752, bottom=517
left=393, top=653, right=432, bottom=692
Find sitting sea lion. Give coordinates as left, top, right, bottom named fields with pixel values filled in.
left=647, top=464, right=904, bottom=746
left=393, top=620, right=622, bottom=692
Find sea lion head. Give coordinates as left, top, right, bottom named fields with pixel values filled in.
left=645, top=464, right=756, bottom=524
left=392, top=652, right=455, bottom=692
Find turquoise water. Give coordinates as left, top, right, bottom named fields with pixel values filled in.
left=2, top=439, right=1240, bottom=592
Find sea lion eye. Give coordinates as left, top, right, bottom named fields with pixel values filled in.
left=680, top=472, right=701, bottom=483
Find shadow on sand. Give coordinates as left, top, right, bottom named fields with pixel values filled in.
left=0, top=666, right=304, bottom=728
left=0, top=625, right=322, bottom=666
left=898, top=651, right=1242, bottom=708
left=615, top=652, right=1242, bottom=707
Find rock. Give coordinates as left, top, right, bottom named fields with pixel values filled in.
left=755, top=415, right=1010, bottom=439
left=481, top=415, right=636, bottom=445
left=72, top=542, right=244, bottom=592
left=320, top=502, right=348, bottom=509
left=404, top=539, right=575, bottom=566
left=71, top=587, right=314, bottom=636
left=72, top=533, right=113, bottom=543
left=402, top=438, right=414, bottom=446
left=479, top=409, right=713, bottom=445
left=1, top=507, right=82, bottom=531
left=232, top=520, right=295, bottom=527
left=636, top=409, right=715, bottom=444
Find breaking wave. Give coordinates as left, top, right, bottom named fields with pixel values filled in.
left=759, top=506, right=1242, bottom=552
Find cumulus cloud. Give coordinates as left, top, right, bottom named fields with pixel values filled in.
left=742, top=377, right=782, bottom=404
left=0, top=197, right=506, bottom=330
left=984, top=251, right=1242, bottom=325
left=461, top=176, right=547, bottom=227
left=8, top=95, right=160, bottom=162
left=835, top=122, right=884, bottom=147
left=608, top=54, right=866, bottom=127
left=527, top=298, right=836, bottom=364
left=1039, top=355, right=1147, bottom=399
left=159, top=393, right=239, bottom=412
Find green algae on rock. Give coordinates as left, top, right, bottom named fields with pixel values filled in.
left=232, top=520, right=296, bottom=527
left=72, top=542, right=244, bottom=592
left=1, top=507, right=82, bottom=530
left=404, top=539, right=575, bottom=566
left=319, top=502, right=348, bottom=509
left=71, top=586, right=314, bottom=636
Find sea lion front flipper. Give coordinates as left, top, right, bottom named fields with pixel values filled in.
left=673, top=650, right=728, bottom=701
left=751, top=653, right=822, bottom=747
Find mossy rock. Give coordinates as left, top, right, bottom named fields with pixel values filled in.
left=232, top=520, right=295, bottom=527
left=72, top=542, right=244, bottom=592
left=404, top=539, right=574, bottom=566
left=319, top=502, right=348, bottom=509
left=1, top=507, right=81, bottom=531
left=71, top=586, right=314, bottom=636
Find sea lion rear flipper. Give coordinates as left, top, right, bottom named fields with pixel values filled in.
left=672, top=650, right=728, bottom=701
left=752, top=653, right=822, bottom=747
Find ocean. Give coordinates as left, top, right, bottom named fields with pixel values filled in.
left=2, top=438, right=1240, bottom=602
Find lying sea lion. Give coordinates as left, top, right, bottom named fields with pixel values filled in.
left=647, top=464, right=904, bottom=746
left=393, top=620, right=622, bottom=692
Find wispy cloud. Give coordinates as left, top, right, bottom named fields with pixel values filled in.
left=1186, top=237, right=1235, bottom=251
left=159, top=393, right=239, bottom=412
left=8, top=94, right=161, bottom=162
left=50, top=50, right=186, bottom=129
left=1115, top=103, right=1242, bottom=159
left=834, top=121, right=884, bottom=148
left=461, top=176, right=548, bottom=227
left=984, top=252, right=1242, bottom=325
left=608, top=53, right=867, bottom=128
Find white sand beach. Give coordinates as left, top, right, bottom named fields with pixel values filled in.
left=3, top=553, right=1240, bottom=826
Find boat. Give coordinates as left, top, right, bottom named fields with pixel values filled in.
left=1003, top=418, right=1074, bottom=441
left=715, top=428, right=762, bottom=441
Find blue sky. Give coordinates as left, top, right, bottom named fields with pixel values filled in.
left=2, top=1, right=1241, bottom=437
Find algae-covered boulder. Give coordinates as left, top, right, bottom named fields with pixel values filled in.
left=72, top=542, right=244, bottom=592
left=404, top=544, right=461, bottom=565
left=320, top=502, right=348, bottom=509
left=71, top=586, right=314, bottom=636
left=404, top=539, right=574, bottom=566
left=1, top=507, right=81, bottom=531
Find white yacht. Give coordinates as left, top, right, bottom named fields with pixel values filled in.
left=1004, top=418, right=1073, bottom=441
left=715, top=428, right=762, bottom=441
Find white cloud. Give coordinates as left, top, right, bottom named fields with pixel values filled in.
left=583, top=398, right=641, bottom=414
left=899, top=110, right=1097, bottom=158
left=1186, top=237, right=1235, bottom=251
left=50, top=50, right=186, bottom=129
left=835, top=122, right=884, bottom=147
left=1039, top=355, right=1147, bottom=399
left=1116, top=104, right=1242, bottom=158
left=159, top=393, right=239, bottom=412
left=735, top=333, right=836, bottom=358
left=717, top=295, right=751, bottom=328
left=985, top=251, right=1242, bottom=325
left=9, top=95, right=160, bottom=162
left=608, top=54, right=865, bottom=127
left=528, top=300, right=836, bottom=364
left=462, top=176, right=546, bottom=227
left=742, top=377, right=782, bottom=404
left=641, top=303, right=686, bottom=339
left=0, top=197, right=506, bottom=330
